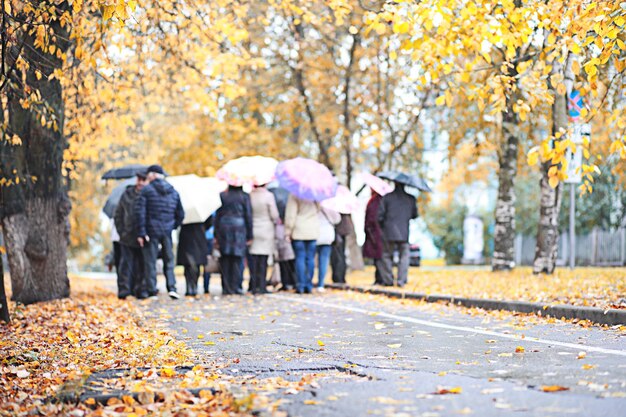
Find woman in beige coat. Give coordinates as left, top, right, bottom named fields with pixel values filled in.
left=248, top=185, right=280, bottom=294
left=284, top=194, right=320, bottom=294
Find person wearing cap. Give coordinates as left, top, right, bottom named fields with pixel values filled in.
left=377, top=181, right=418, bottom=287
left=114, top=171, right=149, bottom=299
left=134, top=164, right=185, bottom=299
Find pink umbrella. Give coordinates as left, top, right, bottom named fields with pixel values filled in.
left=321, top=185, right=360, bottom=214
left=275, top=157, right=337, bottom=201
left=359, top=172, right=393, bottom=196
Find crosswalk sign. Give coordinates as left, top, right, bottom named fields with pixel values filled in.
left=568, top=90, right=584, bottom=120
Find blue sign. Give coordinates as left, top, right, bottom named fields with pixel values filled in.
left=568, top=90, right=584, bottom=119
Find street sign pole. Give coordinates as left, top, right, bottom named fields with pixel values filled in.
left=565, top=90, right=589, bottom=270
left=570, top=183, right=575, bottom=269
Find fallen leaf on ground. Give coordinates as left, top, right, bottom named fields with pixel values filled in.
left=541, top=385, right=569, bottom=392
left=434, top=386, right=462, bottom=395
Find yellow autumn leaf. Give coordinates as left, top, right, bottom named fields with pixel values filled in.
left=387, top=343, right=402, bottom=348
left=317, top=340, right=325, bottom=346
left=548, top=176, right=560, bottom=188
left=541, top=385, right=569, bottom=392
left=435, top=95, right=446, bottom=106
left=102, top=5, right=115, bottom=21
left=527, top=151, right=539, bottom=166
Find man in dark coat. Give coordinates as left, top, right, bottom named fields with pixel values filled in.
left=363, top=190, right=384, bottom=285
left=135, top=164, right=184, bottom=299
left=214, top=185, right=252, bottom=295
left=377, top=182, right=418, bottom=286
left=114, top=171, right=148, bottom=299
left=177, top=217, right=211, bottom=297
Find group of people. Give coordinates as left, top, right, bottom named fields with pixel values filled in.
left=210, top=183, right=355, bottom=295
left=113, top=164, right=185, bottom=299
left=110, top=164, right=419, bottom=300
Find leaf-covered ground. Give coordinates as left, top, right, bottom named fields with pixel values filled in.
left=347, top=267, right=626, bottom=310
left=0, top=278, right=321, bottom=416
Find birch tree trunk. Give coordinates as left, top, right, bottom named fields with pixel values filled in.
left=533, top=55, right=571, bottom=274
left=492, top=92, right=520, bottom=271
left=0, top=1, right=72, bottom=305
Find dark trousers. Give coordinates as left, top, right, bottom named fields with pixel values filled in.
left=113, top=241, right=122, bottom=284
left=248, top=254, right=268, bottom=294
left=184, top=264, right=204, bottom=296
left=373, top=259, right=383, bottom=285
left=379, top=240, right=409, bottom=286
left=202, top=270, right=211, bottom=294
left=331, top=237, right=347, bottom=283
left=220, top=255, right=243, bottom=295
left=118, top=244, right=145, bottom=298
left=143, top=234, right=177, bottom=295
left=279, top=260, right=296, bottom=289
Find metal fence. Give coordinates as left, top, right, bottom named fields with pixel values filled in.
left=515, top=228, right=626, bottom=267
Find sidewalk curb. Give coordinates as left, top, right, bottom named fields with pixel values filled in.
left=326, top=284, right=626, bottom=326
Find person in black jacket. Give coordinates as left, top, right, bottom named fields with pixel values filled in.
left=135, top=164, right=185, bottom=299
left=214, top=185, right=252, bottom=295
left=177, top=217, right=212, bottom=297
left=377, top=182, right=418, bottom=287
left=114, top=171, right=148, bottom=299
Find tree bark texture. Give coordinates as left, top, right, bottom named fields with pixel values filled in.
left=492, top=95, right=520, bottom=271
left=0, top=1, right=72, bottom=304
left=533, top=57, right=570, bottom=274
left=0, top=245, right=10, bottom=323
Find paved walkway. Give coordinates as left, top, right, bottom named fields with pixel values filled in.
left=141, top=289, right=626, bottom=417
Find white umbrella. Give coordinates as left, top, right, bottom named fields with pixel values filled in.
left=167, top=175, right=227, bottom=224
left=216, top=156, right=278, bottom=187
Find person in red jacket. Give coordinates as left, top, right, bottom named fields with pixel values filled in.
left=363, top=190, right=384, bottom=284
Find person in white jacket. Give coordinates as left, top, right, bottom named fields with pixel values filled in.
left=316, top=208, right=341, bottom=291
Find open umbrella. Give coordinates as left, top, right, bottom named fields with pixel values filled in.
left=377, top=171, right=432, bottom=192
left=167, top=175, right=227, bottom=224
left=103, top=178, right=136, bottom=218
left=216, top=156, right=278, bottom=187
left=359, top=172, right=393, bottom=196
left=275, top=157, right=338, bottom=202
left=101, top=164, right=148, bottom=180
left=321, top=185, right=359, bottom=214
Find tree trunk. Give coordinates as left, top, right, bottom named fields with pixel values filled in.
left=342, top=33, right=359, bottom=187
left=0, top=1, right=72, bottom=305
left=0, top=240, right=10, bottom=323
left=492, top=95, right=520, bottom=271
left=533, top=56, right=571, bottom=274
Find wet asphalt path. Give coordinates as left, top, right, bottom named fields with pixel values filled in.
left=145, top=289, right=626, bottom=417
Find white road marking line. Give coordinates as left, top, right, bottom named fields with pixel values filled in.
left=272, top=295, right=626, bottom=357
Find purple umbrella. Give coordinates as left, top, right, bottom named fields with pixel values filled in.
left=275, top=157, right=338, bottom=202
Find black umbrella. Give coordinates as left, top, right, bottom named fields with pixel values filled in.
left=101, top=164, right=148, bottom=180
left=377, top=171, right=432, bottom=192
left=102, top=178, right=135, bottom=218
